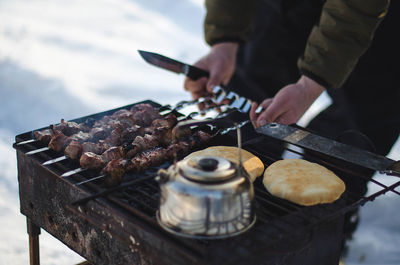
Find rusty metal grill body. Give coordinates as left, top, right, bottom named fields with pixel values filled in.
left=14, top=100, right=400, bottom=265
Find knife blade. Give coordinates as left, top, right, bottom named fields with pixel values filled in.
left=138, top=50, right=254, bottom=113
left=138, top=50, right=209, bottom=81
left=256, top=123, right=400, bottom=175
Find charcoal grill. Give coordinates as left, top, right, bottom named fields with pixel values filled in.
left=14, top=99, right=400, bottom=265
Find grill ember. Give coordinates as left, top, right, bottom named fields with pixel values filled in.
left=14, top=100, right=400, bottom=265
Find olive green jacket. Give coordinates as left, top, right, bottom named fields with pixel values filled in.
left=204, top=0, right=390, bottom=88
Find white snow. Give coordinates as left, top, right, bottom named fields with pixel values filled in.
left=0, top=1, right=398, bottom=264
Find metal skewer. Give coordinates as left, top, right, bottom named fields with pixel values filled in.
left=74, top=174, right=106, bottom=186
left=236, top=123, right=243, bottom=169
left=61, top=167, right=87, bottom=177
left=26, top=147, right=50, bottom=155
left=16, top=139, right=38, bottom=145
left=240, top=101, right=252, bottom=113
left=42, top=155, right=68, bottom=166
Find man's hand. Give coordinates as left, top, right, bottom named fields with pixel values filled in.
left=250, top=75, right=325, bottom=127
left=184, top=42, right=238, bottom=100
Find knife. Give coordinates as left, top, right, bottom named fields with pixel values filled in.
left=138, top=50, right=254, bottom=113
left=138, top=50, right=210, bottom=81
left=256, top=123, right=400, bottom=175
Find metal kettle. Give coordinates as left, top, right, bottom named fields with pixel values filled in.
left=156, top=154, right=256, bottom=239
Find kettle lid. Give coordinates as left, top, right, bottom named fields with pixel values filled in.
left=179, top=156, right=236, bottom=182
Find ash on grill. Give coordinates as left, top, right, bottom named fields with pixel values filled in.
left=14, top=100, right=400, bottom=265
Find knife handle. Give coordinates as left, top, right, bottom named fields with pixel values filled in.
left=186, top=65, right=230, bottom=91
left=186, top=65, right=210, bottom=81
left=185, top=64, right=232, bottom=96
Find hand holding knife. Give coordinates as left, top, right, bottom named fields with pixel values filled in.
left=138, top=50, right=253, bottom=113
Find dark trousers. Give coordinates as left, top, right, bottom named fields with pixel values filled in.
left=227, top=0, right=400, bottom=256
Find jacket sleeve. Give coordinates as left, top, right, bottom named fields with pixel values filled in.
left=298, top=0, right=390, bottom=88
left=204, top=0, right=256, bottom=45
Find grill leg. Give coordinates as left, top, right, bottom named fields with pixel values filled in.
left=27, top=218, right=41, bottom=265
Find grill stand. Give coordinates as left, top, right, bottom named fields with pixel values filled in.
left=27, top=218, right=40, bottom=265
left=17, top=145, right=347, bottom=265
left=17, top=150, right=202, bottom=265
left=17, top=150, right=147, bottom=264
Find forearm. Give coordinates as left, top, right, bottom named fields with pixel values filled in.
left=298, top=0, right=390, bottom=88
left=204, top=0, right=256, bottom=45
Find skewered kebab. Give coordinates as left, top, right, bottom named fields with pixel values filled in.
left=67, top=112, right=177, bottom=163
left=78, top=129, right=209, bottom=186
left=34, top=103, right=189, bottom=160
left=63, top=125, right=144, bottom=160
left=101, top=130, right=212, bottom=187
left=126, top=113, right=182, bottom=157
left=33, top=103, right=211, bottom=187
left=34, top=103, right=159, bottom=144
left=44, top=112, right=181, bottom=176
left=78, top=114, right=184, bottom=171
left=30, top=102, right=193, bottom=152
left=48, top=118, right=143, bottom=153
left=37, top=104, right=160, bottom=160
left=33, top=119, right=85, bottom=146
left=33, top=129, right=54, bottom=145
left=46, top=122, right=151, bottom=163
left=94, top=104, right=162, bottom=129
left=67, top=113, right=177, bottom=162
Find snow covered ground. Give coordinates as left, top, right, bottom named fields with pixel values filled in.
left=0, top=1, right=398, bottom=264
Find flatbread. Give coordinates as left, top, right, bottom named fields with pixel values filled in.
left=263, top=159, right=345, bottom=206
left=184, top=146, right=264, bottom=182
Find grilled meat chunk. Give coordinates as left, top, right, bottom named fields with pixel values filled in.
left=126, top=114, right=180, bottom=156
left=150, top=114, right=177, bottom=129
left=80, top=152, right=105, bottom=169
left=130, top=103, right=162, bottom=127
left=112, top=109, right=138, bottom=128
left=89, top=127, right=108, bottom=142
left=48, top=131, right=72, bottom=153
left=81, top=142, right=104, bottom=154
left=120, top=125, right=144, bottom=143
left=193, top=130, right=212, bottom=144
left=82, top=117, right=96, bottom=128
left=69, top=131, right=91, bottom=142
left=127, top=134, right=159, bottom=158
left=64, top=140, right=82, bottom=160
left=33, top=129, right=54, bottom=145
left=127, top=147, right=166, bottom=172
left=53, top=119, right=82, bottom=136
left=151, top=126, right=173, bottom=146
left=51, top=131, right=90, bottom=157
left=102, top=158, right=127, bottom=187
left=166, top=130, right=212, bottom=159
left=105, top=126, right=124, bottom=146
left=171, top=126, right=191, bottom=141
left=166, top=141, right=191, bottom=159
left=101, top=146, right=124, bottom=163
left=111, top=109, right=132, bottom=118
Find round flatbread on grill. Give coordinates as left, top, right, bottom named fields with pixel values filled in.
left=184, top=146, right=264, bottom=182
left=263, top=159, right=345, bottom=206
